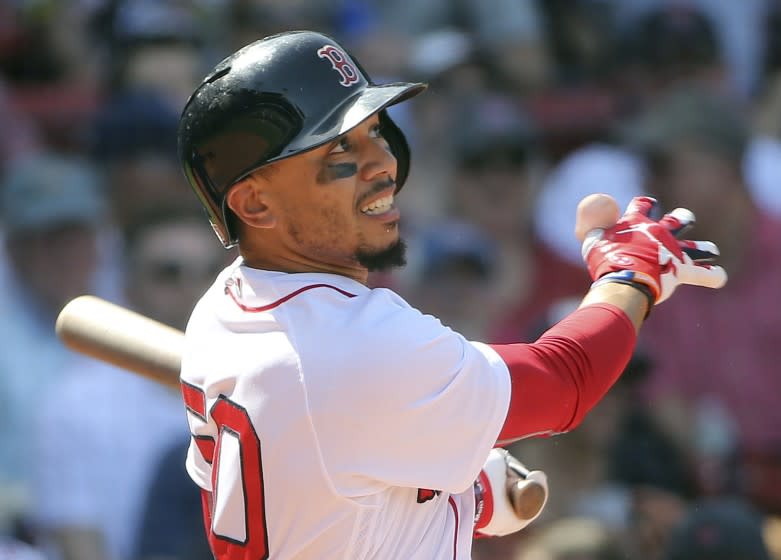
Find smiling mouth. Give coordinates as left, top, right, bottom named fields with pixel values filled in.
left=360, top=194, right=394, bottom=215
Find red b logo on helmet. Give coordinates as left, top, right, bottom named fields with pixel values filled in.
left=317, top=45, right=360, bottom=87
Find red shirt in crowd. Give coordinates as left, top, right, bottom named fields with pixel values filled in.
left=639, top=210, right=781, bottom=454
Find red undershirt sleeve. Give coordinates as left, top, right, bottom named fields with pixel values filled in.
left=489, top=303, right=636, bottom=444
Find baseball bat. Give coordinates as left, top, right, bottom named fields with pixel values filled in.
left=55, top=295, right=183, bottom=389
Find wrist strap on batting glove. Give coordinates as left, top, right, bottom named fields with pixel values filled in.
left=590, top=271, right=656, bottom=317
left=582, top=196, right=727, bottom=307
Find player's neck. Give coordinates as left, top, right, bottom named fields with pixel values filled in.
left=239, top=246, right=369, bottom=284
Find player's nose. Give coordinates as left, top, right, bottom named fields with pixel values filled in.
left=360, top=135, right=397, bottom=183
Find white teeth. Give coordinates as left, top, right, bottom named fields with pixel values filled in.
left=361, top=195, right=394, bottom=214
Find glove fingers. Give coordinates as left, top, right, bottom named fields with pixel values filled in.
left=624, top=196, right=658, bottom=217
left=680, top=239, right=720, bottom=262
left=660, top=207, right=696, bottom=238
left=678, top=262, right=728, bottom=289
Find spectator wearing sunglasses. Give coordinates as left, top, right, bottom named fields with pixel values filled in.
left=29, top=207, right=230, bottom=560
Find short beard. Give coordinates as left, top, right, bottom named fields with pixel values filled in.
left=355, top=239, right=407, bottom=272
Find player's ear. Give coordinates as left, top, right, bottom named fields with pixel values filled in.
left=226, top=176, right=276, bottom=230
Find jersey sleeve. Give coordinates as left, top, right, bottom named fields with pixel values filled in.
left=296, top=289, right=511, bottom=496
left=491, top=303, right=636, bottom=443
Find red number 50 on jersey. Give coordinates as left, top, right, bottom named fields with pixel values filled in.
left=182, top=381, right=270, bottom=560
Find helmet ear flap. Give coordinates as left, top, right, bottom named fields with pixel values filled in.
left=379, top=110, right=411, bottom=191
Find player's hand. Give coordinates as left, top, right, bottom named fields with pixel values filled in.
left=474, top=449, right=548, bottom=537
left=582, top=196, right=727, bottom=305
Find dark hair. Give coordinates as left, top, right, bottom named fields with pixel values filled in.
left=90, top=91, right=181, bottom=163
left=625, top=87, right=749, bottom=172
left=617, top=6, right=721, bottom=77
left=664, top=498, right=771, bottom=560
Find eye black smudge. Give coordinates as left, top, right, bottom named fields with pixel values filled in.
left=317, top=163, right=357, bottom=184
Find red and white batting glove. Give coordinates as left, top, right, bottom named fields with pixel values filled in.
left=582, top=196, right=727, bottom=308
left=474, top=449, right=548, bottom=538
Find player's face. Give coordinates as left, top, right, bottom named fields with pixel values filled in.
left=261, top=114, right=403, bottom=273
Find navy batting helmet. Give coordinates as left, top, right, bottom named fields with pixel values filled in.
left=177, top=30, right=427, bottom=247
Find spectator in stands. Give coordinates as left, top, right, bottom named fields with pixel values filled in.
left=611, top=2, right=730, bottom=110
left=90, top=89, right=197, bottom=231
left=367, top=0, right=551, bottom=93
left=96, top=0, right=204, bottom=109
left=504, top=297, right=693, bottom=542
left=512, top=516, right=626, bottom=560
left=30, top=207, right=228, bottom=560
left=134, top=439, right=212, bottom=560
left=611, top=0, right=769, bottom=101
left=400, top=219, right=499, bottom=340
left=443, top=95, right=593, bottom=343
left=628, top=86, right=781, bottom=515
left=0, top=536, right=46, bottom=560
left=663, top=497, right=772, bottom=560
left=0, top=153, right=107, bottom=535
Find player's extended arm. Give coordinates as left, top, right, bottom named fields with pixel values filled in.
left=492, top=196, right=727, bottom=444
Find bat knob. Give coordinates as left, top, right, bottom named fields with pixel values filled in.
left=509, top=479, right=548, bottom=520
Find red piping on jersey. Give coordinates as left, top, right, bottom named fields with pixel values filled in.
left=448, top=495, right=459, bottom=560
left=226, top=283, right=357, bottom=312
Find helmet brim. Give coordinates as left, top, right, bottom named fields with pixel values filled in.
left=272, top=81, right=427, bottom=163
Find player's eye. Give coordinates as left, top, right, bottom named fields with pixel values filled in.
left=369, top=124, right=383, bottom=138
left=329, top=136, right=351, bottom=154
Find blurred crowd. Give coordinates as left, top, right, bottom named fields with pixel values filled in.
left=1, top=1, right=780, bottom=559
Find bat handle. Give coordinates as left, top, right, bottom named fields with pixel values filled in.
left=511, top=463, right=531, bottom=479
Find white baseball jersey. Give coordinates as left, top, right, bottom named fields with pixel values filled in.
left=181, top=258, right=511, bottom=559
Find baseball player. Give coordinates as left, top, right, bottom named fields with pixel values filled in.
left=176, top=30, right=727, bottom=559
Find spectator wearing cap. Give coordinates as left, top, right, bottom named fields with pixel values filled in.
left=29, top=206, right=227, bottom=560
left=663, top=497, right=772, bottom=560
left=90, top=89, right=198, bottom=230
left=395, top=33, right=491, bottom=231
left=612, top=0, right=768, bottom=101
left=613, top=2, right=726, bottom=103
left=0, top=152, right=107, bottom=533
left=628, top=86, right=781, bottom=515
left=444, top=95, right=593, bottom=344
left=99, top=0, right=204, bottom=109
left=401, top=219, right=498, bottom=340
left=369, top=0, right=551, bottom=93
left=87, top=89, right=205, bottom=304
left=1, top=154, right=105, bottom=313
